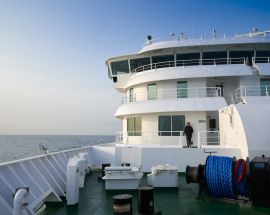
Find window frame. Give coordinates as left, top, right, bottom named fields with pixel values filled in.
left=158, top=115, right=185, bottom=136
left=127, top=117, right=142, bottom=136
left=177, top=81, right=188, bottom=98
left=147, top=83, right=157, bottom=100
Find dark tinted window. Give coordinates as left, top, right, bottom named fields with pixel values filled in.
left=202, top=51, right=227, bottom=65
left=158, top=115, right=185, bottom=136
left=152, top=55, right=175, bottom=69
left=176, top=53, right=200, bottom=66
left=130, top=57, right=151, bottom=72
left=172, top=115, right=185, bottom=136
left=229, top=50, right=254, bottom=65
left=111, top=60, right=129, bottom=75
left=256, top=50, right=270, bottom=57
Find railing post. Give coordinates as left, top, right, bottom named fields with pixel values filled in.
left=198, top=132, right=201, bottom=148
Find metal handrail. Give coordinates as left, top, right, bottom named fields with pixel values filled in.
left=131, top=57, right=246, bottom=75
left=252, top=57, right=270, bottom=64
left=116, top=131, right=185, bottom=145
left=233, top=85, right=269, bottom=104
left=198, top=131, right=220, bottom=148
left=122, top=87, right=222, bottom=104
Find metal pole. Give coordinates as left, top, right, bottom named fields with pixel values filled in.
left=198, top=132, right=201, bottom=148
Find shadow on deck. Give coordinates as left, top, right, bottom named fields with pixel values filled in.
left=44, top=172, right=270, bottom=215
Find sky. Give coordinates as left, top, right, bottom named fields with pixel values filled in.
left=0, top=0, right=270, bottom=135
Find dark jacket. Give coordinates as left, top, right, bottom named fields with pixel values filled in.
left=184, top=125, right=193, bottom=137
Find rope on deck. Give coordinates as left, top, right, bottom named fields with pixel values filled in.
left=205, top=156, right=248, bottom=199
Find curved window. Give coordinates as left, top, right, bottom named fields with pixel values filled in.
left=229, top=50, right=254, bottom=65
left=202, top=51, right=227, bottom=65
left=176, top=53, right=200, bottom=66
left=152, top=55, right=175, bottom=69
left=130, top=57, right=150, bottom=72
left=255, top=50, right=270, bottom=63
left=256, top=50, right=270, bottom=57
left=111, top=60, right=129, bottom=75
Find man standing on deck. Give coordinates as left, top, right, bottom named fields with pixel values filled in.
left=184, top=122, right=193, bottom=148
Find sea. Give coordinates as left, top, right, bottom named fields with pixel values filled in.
left=0, top=135, right=115, bottom=163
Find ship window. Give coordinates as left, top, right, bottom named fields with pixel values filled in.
left=130, top=57, right=151, bottom=73
left=260, top=79, right=270, bottom=96
left=177, top=81, right=187, bottom=98
left=152, top=55, right=175, bottom=69
left=129, top=88, right=134, bottom=102
left=202, top=51, right=227, bottom=65
left=158, top=115, right=185, bottom=136
left=111, top=60, right=129, bottom=75
left=255, top=50, right=270, bottom=63
left=256, top=50, right=270, bottom=57
left=176, top=53, right=200, bottom=66
left=148, top=83, right=157, bottom=100
left=127, top=117, right=141, bottom=136
left=229, top=50, right=254, bottom=65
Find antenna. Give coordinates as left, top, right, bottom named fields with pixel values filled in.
left=146, top=35, right=152, bottom=45
left=180, top=32, right=184, bottom=39
left=252, top=27, right=258, bottom=33
left=213, top=30, right=216, bottom=39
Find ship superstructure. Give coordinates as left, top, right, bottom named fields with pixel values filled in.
left=106, top=29, right=270, bottom=162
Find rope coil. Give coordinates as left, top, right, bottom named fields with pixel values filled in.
left=205, top=156, right=248, bottom=199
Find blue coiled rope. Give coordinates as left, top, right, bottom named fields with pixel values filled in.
left=205, top=156, right=248, bottom=199
left=206, top=156, right=234, bottom=198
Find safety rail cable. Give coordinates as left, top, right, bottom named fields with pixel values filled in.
left=205, top=156, right=248, bottom=199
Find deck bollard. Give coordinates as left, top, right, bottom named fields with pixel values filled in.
left=138, top=186, right=154, bottom=214
left=113, top=194, right=133, bottom=215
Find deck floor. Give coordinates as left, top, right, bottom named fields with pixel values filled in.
left=44, top=172, right=270, bottom=215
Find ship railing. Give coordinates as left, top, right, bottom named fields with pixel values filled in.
left=252, top=56, right=270, bottom=64
left=116, top=131, right=185, bottom=145
left=198, top=131, right=220, bottom=148
left=122, top=87, right=221, bottom=104
left=131, top=57, right=246, bottom=75
left=234, top=86, right=269, bottom=103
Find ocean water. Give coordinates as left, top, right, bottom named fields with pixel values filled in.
left=0, top=135, right=115, bottom=163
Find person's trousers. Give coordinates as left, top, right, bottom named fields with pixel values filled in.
left=186, top=136, right=192, bottom=147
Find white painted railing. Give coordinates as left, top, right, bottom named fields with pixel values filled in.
left=198, top=131, right=220, bottom=148
left=252, top=57, right=270, bottom=64
left=0, top=146, right=93, bottom=215
left=122, top=87, right=221, bottom=103
left=234, top=86, right=269, bottom=104
left=116, top=131, right=185, bottom=145
left=131, top=57, right=246, bottom=75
